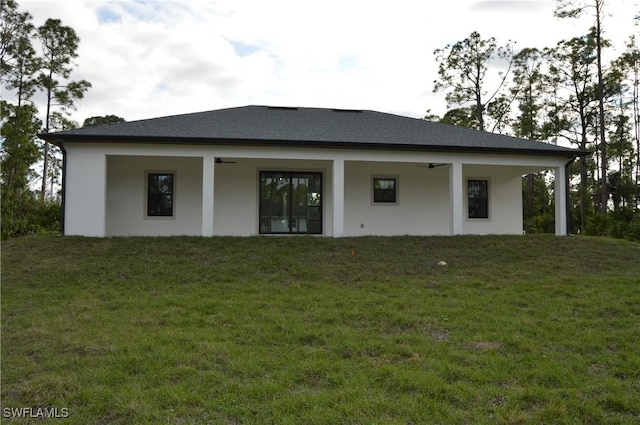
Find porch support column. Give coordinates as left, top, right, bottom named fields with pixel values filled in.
left=202, top=154, right=215, bottom=237
left=449, top=162, right=464, bottom=235
left=554, top=165, right=568, bottom=236
left=332, top=158, right=345, bottom=237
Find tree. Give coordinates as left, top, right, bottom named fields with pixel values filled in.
left=604, top=72, right=634, bottom=212
left=1, top=1, right=91, bottom=237
left=433, top=31, right=514, bottom=131
left=82, top=115, right=126, bottom=127
left=0, top=0, right=44, bottom=238
left=36, top=18, right=91, bottom=200
left=1, top=0, right=40, bottom=107
left=508, top=48, right=552, bottom=227
left=0, top=102, right=43, bottom=239
left=546, top=30, right=601, bottom=229
left=422, top=109, right=441, bottom=122
left=510, top=48, right=547, bottom=140
left=439, top=107, right=480, bottom=128
left=555, top=0, right=609, bottom=213
left=617, top=36, right=640, bottom=210
left=608, top=36, right=640, bottom=211
left=1, top=0, right=40, bottom=179
left=1, top=0, right=27, bottom=73
left=1, top=102, right=41, bottom=194
left=521, top=172, right=555, bottom=233
left=485, top=94, right=514, bottom=134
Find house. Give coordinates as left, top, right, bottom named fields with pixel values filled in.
left=40, top=105, right=583, bottom=237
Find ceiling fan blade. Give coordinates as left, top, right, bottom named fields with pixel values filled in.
left=416, top=163, right=447, bottom=168
left=214, top=158, right=237, bottom=164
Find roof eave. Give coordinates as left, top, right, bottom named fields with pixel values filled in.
left=39, top=134, right=586, bottom=158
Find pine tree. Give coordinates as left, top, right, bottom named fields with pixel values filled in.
left=433, top=31, right=514, bottom=131
left=36, top=18, right=91, bottom=200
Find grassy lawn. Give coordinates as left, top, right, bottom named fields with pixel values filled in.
left=2, top=235, right=640, bottom=424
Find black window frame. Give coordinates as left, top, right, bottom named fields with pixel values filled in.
left=468, top=179, right=489, bottom=219
left=259, top=171, right=323, bottom=235
left=373, top=176, right=398, bottom=204
left=147, top=172, right=175, bottom=217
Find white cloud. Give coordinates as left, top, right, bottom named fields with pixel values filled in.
left=15, top=0, right=640, bottom=124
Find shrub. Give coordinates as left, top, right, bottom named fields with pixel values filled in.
left=524, top=213, right=555, bottom=234
left=584, top=212, right=640, bottom=242
left=584, top=213, right=608, bottom=237
left=1, top=196, right=60, bottom=240
left=624, top=219, right=640, bottom=242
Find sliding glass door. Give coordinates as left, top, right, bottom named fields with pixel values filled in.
left=259, top=171, right=322, bottom=234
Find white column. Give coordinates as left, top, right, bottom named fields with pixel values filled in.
left=202, top=154, right=215, bottom=237
left=449, top=162, right=464, bottom=235
left=332, top=158, right=345, bottom=237
left=554, top=165, right=568, bottom=236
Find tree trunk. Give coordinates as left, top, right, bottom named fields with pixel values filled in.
left=40, top=66, right=54, bottom=201
left=526, top=173, right=534, bottom=218
left=634, top=64, right=640, bottom=212
left=40, top=142, right=49, bottom=201
left=476, top=61, right=484, bottom=131
left=580, top=156, right=587, bottom=230
left=595, top=1, right=608, bottom=214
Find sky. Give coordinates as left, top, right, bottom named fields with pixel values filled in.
left=15, top=0, right=640, bottom=125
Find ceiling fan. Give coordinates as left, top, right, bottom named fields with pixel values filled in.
left=417, top=163, right=447, bottom=169
left=214, top=157, right=237, bottom=164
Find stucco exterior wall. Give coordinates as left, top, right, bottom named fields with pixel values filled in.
left=64, top=145, right=107, bottom=236
left=462, top=165, right=524, bottom=235
left=62, top=142, right=567, bottom=237
left=105, top=155, right=203, bottom=236
left=343, top=161, right=450, bottom=236
left=341, top=162, right=524, bottom=236
left=212, top=158, right=333, bottom=236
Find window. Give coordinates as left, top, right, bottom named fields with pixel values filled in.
left=147, top=173, right=174, bottom=217
left=259, top=171, right=322, bottom=234
left=373, top=177, right=397, bottom=203
left=468, top=179, right=489, bottom=219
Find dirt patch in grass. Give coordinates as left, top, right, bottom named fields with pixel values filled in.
left=466, top=341, right=503, bottom=351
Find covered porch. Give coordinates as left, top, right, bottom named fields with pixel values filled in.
left=63, top=143, right=570, bottom=237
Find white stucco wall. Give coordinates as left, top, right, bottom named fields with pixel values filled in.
left=62, top=142, right=568, bottom=237
left=64, top=145, right=107, bottom=236
left=343, top=161, right=450, bottom=236
left=105, top=155, right=203, bottom=236
left=341, top=162, right=525, bottom=236
left=212, top=158, right=334, bottom=236
left=462, top=165, right=524, bottom=235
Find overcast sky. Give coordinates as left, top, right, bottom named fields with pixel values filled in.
left=17, top=0, right=640, bottom=124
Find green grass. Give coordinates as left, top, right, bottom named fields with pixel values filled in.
left=2, top=235, right=640, bottom=424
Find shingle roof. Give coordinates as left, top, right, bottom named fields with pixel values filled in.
left=41, top=105, right=582, bottom=157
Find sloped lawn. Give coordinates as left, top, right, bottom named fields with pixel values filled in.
left=2, top=235, right=639, bottom=424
